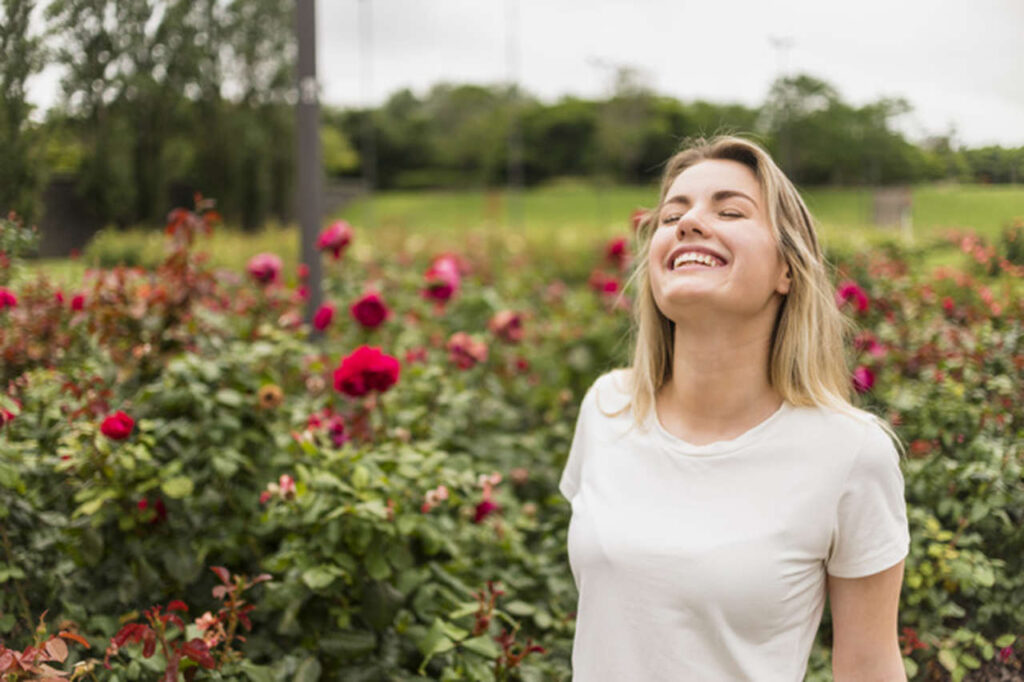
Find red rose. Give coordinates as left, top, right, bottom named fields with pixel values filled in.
left=487, top=310, right=524, bottom=344
left=835, top=281, right=869, bottom=313
left=0, top=287, right=17, bottom=309
left=333, top=346, right=401, bottom=397
left=350, top=292, right=391, bottom=329
left=317, top=221, right=353, bottom=260
left=70, top=293, right=85, bottom=311
left=100, top=411, right=135, bottom=440
left=604, top=237, right=630, bottom=270
left=313, top=302, right=335, bottom=331
left=246, top=253, right=282, bottom=285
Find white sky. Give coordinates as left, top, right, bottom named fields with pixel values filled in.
left=27, top=0, right=1024, bottom=148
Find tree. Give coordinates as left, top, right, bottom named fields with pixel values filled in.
left=0, top=0, right=47, bottom=222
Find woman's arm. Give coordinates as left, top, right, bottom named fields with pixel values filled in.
left=827, top=559, right=907, bottom=681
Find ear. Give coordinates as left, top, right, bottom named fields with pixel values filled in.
left=777, top=265, right=792, bottom=296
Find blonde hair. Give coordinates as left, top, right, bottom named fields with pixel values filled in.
left=603, top=134, right=906, bottom=459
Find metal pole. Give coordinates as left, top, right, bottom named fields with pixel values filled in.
left=296, top=0, right=324, bottom=329
left=505, top=0, right=524, bottom=236
left=359, top=0, right=376, bottom=229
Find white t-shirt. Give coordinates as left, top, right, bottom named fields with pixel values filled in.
left=559, top=369, right=911, bottom=682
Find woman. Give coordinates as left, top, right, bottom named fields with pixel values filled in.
left=559, top=135, right=911, bottom=681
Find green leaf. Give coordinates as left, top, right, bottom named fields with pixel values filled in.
left=995, top=634, right=1017, bottom=648
left=215, top=388, right=243, bottom=407
left=352, top=465, right=370, bottom=489
left=365, top=545, right=391, bottom=581
left=503, top=600, right=535, bottom=617
left=161, top=476, right=194, bottom=499
left=302, top=566, right=338, bottom=591
left=960, top=654, right=981, bottom=669
left=460, top=635, right=500, bottom=659
left=938, top=649, right=958, bottom=672
left=0, top=462, right=22, bottom=490
left=320, top=630, right=377, bottom=661
left=418, top=618, right=456, bottom=665
left=448, top=600, right=480, bottom=619
left=293, top=656, right=322, bottom=682
left=974, top=565, right=995, bottom=587
left=237, top=661, right=275, bottom=682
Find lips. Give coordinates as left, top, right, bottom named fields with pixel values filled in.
left=666, top=245, right=728, bottom=269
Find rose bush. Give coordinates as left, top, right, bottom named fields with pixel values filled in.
left=0, top=200, right=1021, bottom=681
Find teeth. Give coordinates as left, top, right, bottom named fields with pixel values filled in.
left=673, top=252, right=720, bottom=269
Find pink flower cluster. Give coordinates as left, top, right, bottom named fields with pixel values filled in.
left=446, top=331, right=488, bottom=369
left=420, top=484, right=449, bottom=513
left=260, top=474, right=296, bottom=505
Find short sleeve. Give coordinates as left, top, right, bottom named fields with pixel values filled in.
left=826, top=421, right=911, bottom=578
left=558, top=384, right=595, bottom=502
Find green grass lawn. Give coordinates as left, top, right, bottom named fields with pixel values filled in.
left=19, top=181, right=1024, bottom=288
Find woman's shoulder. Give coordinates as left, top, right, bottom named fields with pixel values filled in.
left=582, top=367, right=634, bottom=416
left=787, top=399, right=893, bottom=450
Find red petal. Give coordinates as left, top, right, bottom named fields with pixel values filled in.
left=58, top=631, right=91, bottom=649
left=167, top=600, right=189, bottom=613
left=43, top=637, right=68, bottom=663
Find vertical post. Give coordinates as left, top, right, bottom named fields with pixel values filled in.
left=359, top=0, right=376, bottom=229
left=505, top=0, right=524, bottom=222
left=503, top=0, right=523, bottom=279
left=296, top=0, right=324, bottom=329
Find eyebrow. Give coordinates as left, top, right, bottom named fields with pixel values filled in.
left=662, top=190, right=758, bottom=209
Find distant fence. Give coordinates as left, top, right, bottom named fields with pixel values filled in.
left=33, top=176, right=368, bottom=258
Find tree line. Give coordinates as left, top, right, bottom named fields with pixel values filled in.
left=2, top=0, right=1022, bottom=230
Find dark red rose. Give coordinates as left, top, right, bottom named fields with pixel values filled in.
left=313, top=303, right=335, bottom=331
left=350, top=292, right=391, bottom=329
left=474, top=499, right=500, bottom=523
left=333, top=346, right=401, bottom=397
left=71, top=293, right=85, bottom=311
left=100, top=411, right=135, bottom=440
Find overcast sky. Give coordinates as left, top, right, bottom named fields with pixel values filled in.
left=27, top=0, right=1024, bottom=148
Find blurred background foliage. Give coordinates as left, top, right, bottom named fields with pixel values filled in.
left=2, top=0, right=1023, bottom=232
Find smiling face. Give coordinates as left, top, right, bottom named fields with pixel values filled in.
left=648, top=158, right=791, bottom=322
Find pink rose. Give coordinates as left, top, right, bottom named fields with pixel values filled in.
left=247, top=253, right=282, bottom=285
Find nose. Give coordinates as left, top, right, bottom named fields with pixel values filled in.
left=675, top=209, right=710, bottom=241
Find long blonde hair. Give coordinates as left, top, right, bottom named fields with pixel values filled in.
left=605, top=134, right=905, bottom=458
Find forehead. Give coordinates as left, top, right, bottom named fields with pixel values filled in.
left=665, top=159, right=761, bottom=201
